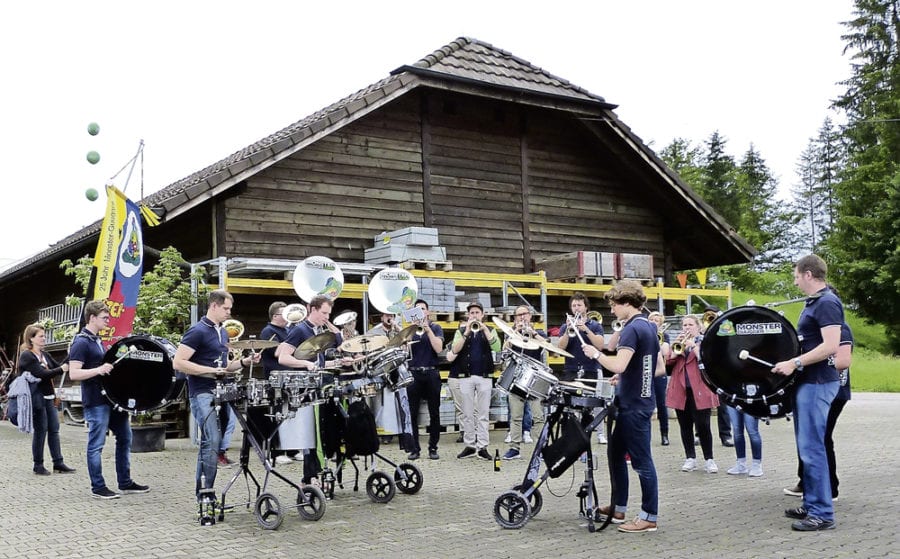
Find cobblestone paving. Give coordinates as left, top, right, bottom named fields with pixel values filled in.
left=1, top=393, right=897, bottom=559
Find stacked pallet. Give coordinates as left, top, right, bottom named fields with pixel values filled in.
left=365, top=227, right=448, bottom=266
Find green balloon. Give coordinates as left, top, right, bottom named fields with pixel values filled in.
left=87, top=122, right=100, bottom=136
left=86, top=150, right=100, bottom=164
left=85, top=188, right=99, bottom=201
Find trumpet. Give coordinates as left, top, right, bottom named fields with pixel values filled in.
left=566, top=313, right=583, bottom=337
left=670, top=331, right=688, bottom=356
left=611, top=319, right=624, bottom=332
left=469, top=320, right=483, bottom=333
left=281, top=303, right=307, bottom=325
left=222, top=319, right=244, bottom=341
left=701, top=310, right=718, bottom=330
left=657, top=322, right=670, bottom=345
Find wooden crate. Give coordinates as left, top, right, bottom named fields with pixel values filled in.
left=535, top=251, right=616, bottom=280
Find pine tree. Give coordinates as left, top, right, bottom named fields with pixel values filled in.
left=827, top=0, right=900, bottom=352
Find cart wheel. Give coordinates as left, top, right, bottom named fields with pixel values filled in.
left=493, top=490, right=531, bottom=529
left=296, top=485, right=327, bottom=521
left=254, top=493, right=283, bottom=530
left=366, top=471, right=396, bottom=503
left=512, top=483, right=543, bottom=517
left=394, top=463, right=424, bottom=495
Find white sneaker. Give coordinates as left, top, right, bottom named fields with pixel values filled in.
left=523, top=431, right=533, bottom=444
left=748, top=462, right=763, bottom=477
left=681, top=458, right=697, bottom=472
left=705, top=459, right=718, bottom=474
left=727, top=461, right=748, bottom=475
left=275, top=455, right=293, bottom=465
left=504, top=432, right=512, bottom=444
left=597, top=431, right=608, bottom=444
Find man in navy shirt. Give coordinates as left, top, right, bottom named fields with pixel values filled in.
left=405, top=299, right=444, bottom=461
left=69, top=300, right=150, bottom=500
left=582, top=280, right=659, bottom=533
left=773, top=255, right=843, bottom=531
left=556, top=292, right=605, bottom=382
left=174, top=290, right=256, bottom=497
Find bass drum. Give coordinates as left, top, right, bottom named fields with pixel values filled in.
left=101, top=335, right=181, bottom=413
left=699, top=306, right=800, bottom=420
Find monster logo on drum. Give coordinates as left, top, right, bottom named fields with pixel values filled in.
left=292, top=256, right=344, bottom=302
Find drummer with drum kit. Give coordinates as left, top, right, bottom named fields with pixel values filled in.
left=173, top=290, right=258, bottom=498
left=275, top=294, right=346, bottom=487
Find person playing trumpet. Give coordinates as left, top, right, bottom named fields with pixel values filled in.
left=665, top=315, right=719, bottom=474
left=405, top=299, right=445, bottom=461
left=450, top=301, right=500, bottom=461
left=556, top=292, right=605, bottom=383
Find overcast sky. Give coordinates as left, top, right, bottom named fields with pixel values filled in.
left=0, top=0, right=854, bottom=270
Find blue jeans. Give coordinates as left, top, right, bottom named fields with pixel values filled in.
left=218, top=404, right=236, bottom=453
left=793, top=381, right=839, bottom=521
left=191, top=392, right=222, bottom=495
left=727, top=406, right=761, bottom=461
left=609, top=408, right=658, bottom=522
left=32, top=396, right=63, bottom=469
left=83, top=404, right=133, bottom=492
left=653, top=375, right=669, bottom=437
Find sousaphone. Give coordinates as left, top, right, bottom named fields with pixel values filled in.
left=292, top=256, right=344, bottom=302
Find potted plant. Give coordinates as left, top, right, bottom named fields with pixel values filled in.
left=130, top=411, right=167, bottom=452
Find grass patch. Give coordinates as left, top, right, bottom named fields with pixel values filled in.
left=850, top=348, right=900, bottom=393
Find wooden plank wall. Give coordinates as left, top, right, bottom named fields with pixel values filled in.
left=426, top=93, right=526, bottom=274
left=224, top=95, right=425, bottom=261
left=525, top=109, right=666, bottom=277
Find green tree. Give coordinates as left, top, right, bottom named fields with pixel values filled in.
left=698, top=131, right=740, bottom=227
left=659, top=137, right=704, bottom=189
left=827, top=0, right=900, bottom=352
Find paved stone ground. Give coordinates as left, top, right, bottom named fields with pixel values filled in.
left=1, top=392, right=898, bottom=559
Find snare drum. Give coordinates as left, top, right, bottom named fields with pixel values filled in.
left=699, top=305, right=801, bottom=419
left=367, top=348, right=408, bottom=380
left=384, top=364, right=413, bottom=389
left=497, top=353, right=557, bottom=401
left=245, top=379, right=271, bottom=406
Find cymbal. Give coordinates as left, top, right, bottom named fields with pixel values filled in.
left=508, top=337, right=540, bottom=351
left=535, top=337, right=574, bottom=358
left=293, top=332, right=336, bottom=360
left=340, top=334, right=389, bottom=354
left=491, top=317, right=518, bottom=339
left=385, top=324, right=418, bottom=348
left=229, top=338, right=279, bottom=351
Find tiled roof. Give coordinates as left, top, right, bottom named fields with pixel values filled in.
left=400, top=37, right=609, bottom=105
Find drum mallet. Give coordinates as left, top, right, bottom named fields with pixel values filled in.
left=737, top=349, right=774, bottom=368
left=111, top=345, right=139, bottom=366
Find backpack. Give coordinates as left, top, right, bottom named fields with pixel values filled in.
left=343, top=400, right=379, bottom=457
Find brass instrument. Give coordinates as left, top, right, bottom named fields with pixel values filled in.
left=469, top=320, right=483, bottom=333
left=611, top=319, right=624, bottom=332
left=332, top=310, right=357, bottom=328
left=222, top=319, right=244, bottom=341
left=281, top=303, right=308, bottom=325
left=566, top=313, right=583, bottom=337
left=701, top=310, right=718, bottom=330
left=670, top=331, right=688, bottom=356
left=764, top=294, right=821, bottom=308
left=656, top=323, right=670, bottom=346
left=586, top=311, right=603, bottom=323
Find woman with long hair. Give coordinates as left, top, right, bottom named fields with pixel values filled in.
left=17, top=324, right=76, bottom=475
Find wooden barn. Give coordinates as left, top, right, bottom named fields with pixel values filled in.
left=0, top=37, right=754, bottom=351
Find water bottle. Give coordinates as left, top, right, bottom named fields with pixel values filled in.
left=493, top=449, right=501, bottom=472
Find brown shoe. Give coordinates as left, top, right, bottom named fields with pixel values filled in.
left=618, top=516, right=658, bottom=533
left=597, top=505, right=625, bottom=524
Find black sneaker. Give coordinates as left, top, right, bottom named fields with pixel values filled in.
left=792, top=517, right=835, bottom=531
left=33, top=466, right=51, bottom=476
left=784, top=506, right=808, bottom=519
left=92, top=487, right=120, bottom=500
left=428, top=450, right=440, bottom=460
left=407, top=452, right=420, bottom=461
left=119, top=481, right=150, bottom=494
left=457, top=446, right=476, bottom=459
left=477, top=448, right=492, bottom=461
left=455, top=434, right=464, bottom=443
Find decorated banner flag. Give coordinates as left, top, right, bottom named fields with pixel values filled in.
left=91, top=185, right=144, bottom=348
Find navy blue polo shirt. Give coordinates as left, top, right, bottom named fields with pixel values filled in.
left=559, top=320, right=604, bottom=373
left=260, top=323, right=291, bottom=377
left=408, top=323, right=443, bottom=369
left=797, top=288, right=843, bottom=384
left=613, top=315, right=658, bottom=412
left=182, top=317, right=230, bottom=397
left=283, top=321, right=341, bottom=367
left=69, top=328, right=107, bottom=408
